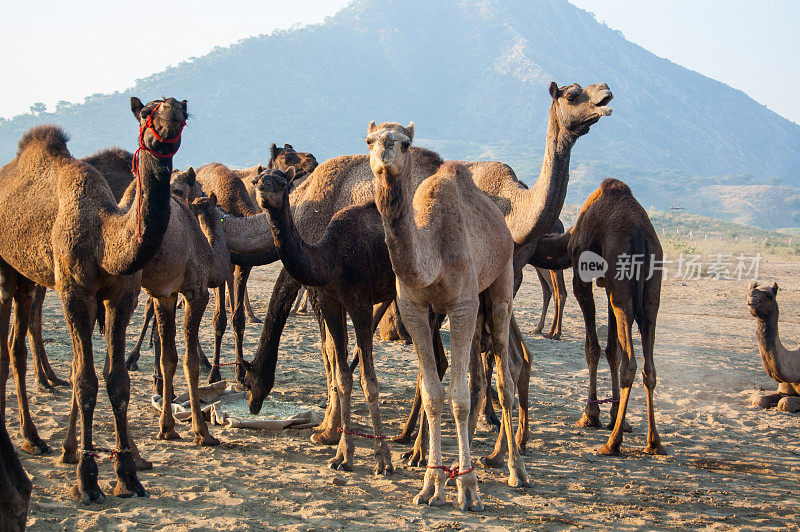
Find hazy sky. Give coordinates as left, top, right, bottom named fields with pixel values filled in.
left=1, top=0, right=798, bottom=123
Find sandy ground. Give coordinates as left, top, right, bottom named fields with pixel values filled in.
left=6, top=255, right=800, bottom=531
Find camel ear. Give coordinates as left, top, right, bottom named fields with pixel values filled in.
left=241, top=359, right=253, bottom=373
left=749, top=281, right=758, bottom=290
left=368, top=121, right=377, bottom=133
left=209, top=192, right=217, bottom=206
left=549, top=81, right=561, bottom=100
left=270, top=143, right=280, bottom=161
left=772, top=282, right=779, bottom=295
left=180, top=100, right=188, bottom=117
left=185, top=167, right=196, bottom=187
left=406, top=121, right=415, bottom=142
left=284, top=167, right=296, bottom=183
left=257, top=165, right=264, bottom=174
left=130, top=97, right=144, bottom=119
left=284, top=143, right=294, bottom=150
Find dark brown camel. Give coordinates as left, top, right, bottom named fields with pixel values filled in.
left=535, top=178, right=665, bottom=455
left=0, top=97, right=186, bottom=503
left=251, top=167, right=399, bottom=474
left=0, top=416, right=30, bottom=531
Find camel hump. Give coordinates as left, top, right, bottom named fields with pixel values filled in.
left=437, top=160, right=469, bottom=179
left=17, top=125, right=70, bottom=157
left=600, top=178, right=631, bottom=195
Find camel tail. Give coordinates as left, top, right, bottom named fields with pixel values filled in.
left=631, top=228, right=648, bottom=334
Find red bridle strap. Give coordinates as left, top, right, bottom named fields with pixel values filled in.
left=130, top=101, right=186, bottom=242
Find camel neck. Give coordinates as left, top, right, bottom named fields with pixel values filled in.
left=374, top=162, right=434, bottom=288
left=507, top=105, right=575, bottom=245
left=756, top=308, right=800, bottom=383
left=264, top=197, right=333, bottom=287
left=103, top=150, right=172, bottom=275
left=216, top=209, right=275, bottom=256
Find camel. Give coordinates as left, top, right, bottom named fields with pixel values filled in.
left=394, top=81, right=614, bottom=463
left=194, top=148, right=318, bottom=385
left=535, top=178, right=665, bottom=455
left=747, top=283, right=800, bottom=411
left=0, top=416, right=30, bottom=532
left=252, top=167, right=396, bottom=474
left=369, top=121, right=529, bottom=510
left=0, top=97, right=187, bottom=503
left=64, top=172, right=228, bottom=455
left=530, top=220, right=567, bottom=339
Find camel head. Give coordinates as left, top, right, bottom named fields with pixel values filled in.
left=170, top=167, right=202, bottom=204
left=254, top=167, right=296, bottom=212
left=130, top=96, right=188, bottom=154
left=188, top=191, right=217, bottom=219
left=366, top=121, right=415, bottom=178
left=240, top=359, right=272, bottom=414
left=748, top=282, right=779, bottom=319
left=548, top=82, right=613, bottom=137
left=269, top=143, right=319, bottom=180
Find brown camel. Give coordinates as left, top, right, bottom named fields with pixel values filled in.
left=747, top=283, right=800, bottom=410
left=0, top=97, right=186, bottom=503
left=395, top=81, right=613, bottom=463
left=531, top=220, right=568, bottom=339
left=0, top=416, right=30, bottom=531
left=63, top=172, right=228, bottom=454
left=535, top=178, right=665, bottom=455
left=369, top=121, right=529, bottom=511
left=252, top=167, right=396, bottom=474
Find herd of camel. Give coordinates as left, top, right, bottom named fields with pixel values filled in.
left=0, top=79, right=792, bottom=528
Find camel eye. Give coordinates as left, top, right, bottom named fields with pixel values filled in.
left=173, top=188, right=184, bottom=196
left=401, top=140, right=411, bottom=151
left=566, top=92, right=579, bottom=103
left=366, top=137, right=374, bottom=146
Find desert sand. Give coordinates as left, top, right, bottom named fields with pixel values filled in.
left=6, top=255, right=800, bottom=531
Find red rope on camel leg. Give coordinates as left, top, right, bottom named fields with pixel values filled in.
left=337, top=426, right=387, bottom=440
left=427, top=464, right=475, bottom=479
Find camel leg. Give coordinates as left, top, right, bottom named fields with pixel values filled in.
left=641, top=315, right=665, bottom=455
left=511, top=316, right=530, bottom=452
left=0, top=276, right=12, bottom=421
left=311, top=291, right=341, bottom=446
left=183, top=289, right=220, bottom=446
left=60, top=288, right=105, bottom=503
left=399, top=315, right=447, bottom=464
left=0, top=415, right=32, bottom=531
left=126, top=297, right=154, bottom=371
left=59, top=370, right=79, bottom=465
left=605, top=305, right=631, bottom=433
left=533, top=268, right=551, bottom=334
left=153, top=296, right=180, bottom=441
left=244, top=288, right=262, bottom=324
left=547, top=270, right=566, bottom=340
left=401, top=298, right=450, bottom=508
left=322, top=302, right=354, bottom=472
left=573, top=275, right=603, bottom=428
left=102, top=289, right=148, bottom=499
left=479, top=347, right=501, bottom=431
left=291, top=287, right=307, bottom=315
left=486, top=274, right=530, bottom=489
left=6, top=274, right=51, bottom=455
left=231, top=265, right=252, bottom=385
left=598, top=299, right=637, bottom=456
left=352, top=305, right=392, bottom=475
left=29, top=285, right=69, bottom=389
left=208, top=280, right=228, bottom=384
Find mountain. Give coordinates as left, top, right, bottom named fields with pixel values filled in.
left=1, top=0, right=798, bottom=228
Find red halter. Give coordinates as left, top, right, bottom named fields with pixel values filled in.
left=130, top=101, right=186, bottom=242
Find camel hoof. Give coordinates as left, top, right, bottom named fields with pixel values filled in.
left=607, top=420, right=633, bottom=433
left=456, top=484, right=484, bottom=512
left=207, top=368, right=222, bottom=384
left=311, top=431, right=339, bottom=446
left=247, top=315, right=263, bottom=324
left=532, top=326, right=544, bottom=334
left=158, top=430, right=181, bottom=441
left=478, top=455, right=505, bottom=469
left=477, top=415, right=501, bottom=434
left=59, top=450, right=78, bottom=465
left=508, top=468, right=531, bottom=488
left=401, top=449, right=426, bottom=468
left=327, top=457, right=353, bottom=472
left=196, top=434, right=221, bottom=447
left=414, top=492, right=446, bottom=507
left=113, top=480, right=149, bottom=499
left=515, top=436, right=528, bottom=455
left=575, top=414, right=601, bottom=429
left=72, top=484, right=106, bottom=505
left=374, top=463, right=394, bottom=476
left=36, top=379, right=56, bottom=393
left=126, top=354, right=140, bottom=372
left=597, top=444, right=621, bottom=456
left=22, top=438, right=52, bottom=456
left=392, top=431, right=416, bottom=445
left=644, top=443, right=667, bottom=455
left=199, top=356, right=212, bottom=374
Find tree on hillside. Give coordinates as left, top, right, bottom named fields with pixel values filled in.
left=29, top=102, right=47, bottom=116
